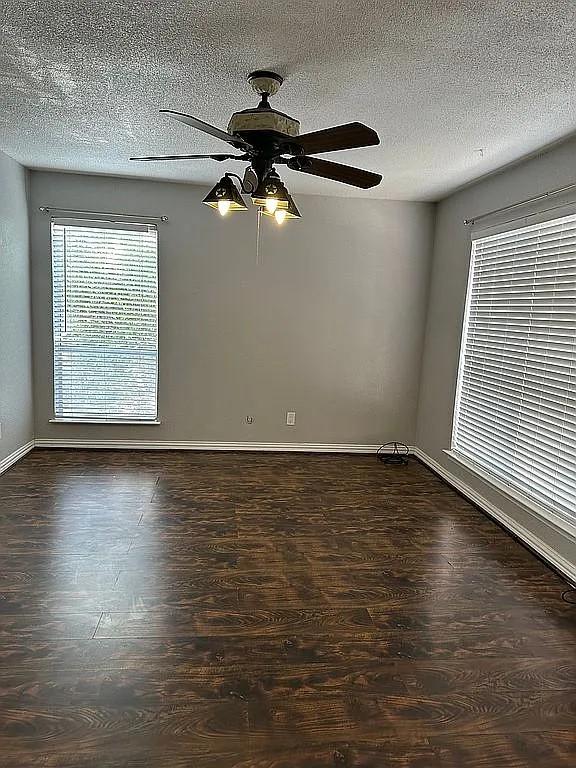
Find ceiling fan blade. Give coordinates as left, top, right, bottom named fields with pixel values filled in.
left=287, top=156, right=382, bottom=189
left=160, top=110, right=252, bottom=150
left=130, top=154, right=241, bottom=162
left=292, top=122, right=379, bottom=155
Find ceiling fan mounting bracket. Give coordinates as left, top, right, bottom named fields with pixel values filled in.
left=247, top=70, right=284, bottom=97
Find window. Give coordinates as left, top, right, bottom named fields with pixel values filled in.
left=51, top=219, right=159, bottom=423
left=452, top=213, right=576, bottom=523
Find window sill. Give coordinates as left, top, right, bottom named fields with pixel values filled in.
left=443, top=449, right=576, bottom=539
left=49, top=419, right=161, bottom=425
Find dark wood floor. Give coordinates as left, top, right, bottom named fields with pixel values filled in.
left=0, top=449, right=575, bottom=766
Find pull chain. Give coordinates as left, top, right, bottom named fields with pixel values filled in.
left=256, top=207, right=262, bottom=265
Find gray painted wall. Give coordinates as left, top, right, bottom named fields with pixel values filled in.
left=417, top=136, right=576, bottom=572
left=0, top=151, right=33, bottom=463
left=29, top=171, right=434, bottom=445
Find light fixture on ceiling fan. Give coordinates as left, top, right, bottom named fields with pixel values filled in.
left=130, top=70, right=382, bottom=223
left=201, top=173, right=248, bottom=216
left=262, top=192, right=301, bottom=224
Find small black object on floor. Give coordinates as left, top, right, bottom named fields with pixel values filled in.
left=377, top=441, right=409, bottom=465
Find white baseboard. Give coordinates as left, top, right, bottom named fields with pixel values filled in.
left=34, top=439, right=414, bottom=454
left=0, top=440, right=35, bottom=476
left=413, top=447, right=576, bottom=586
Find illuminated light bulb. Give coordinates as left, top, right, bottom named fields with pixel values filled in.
left=265, top=197, right=278, bottom=214
left=274, top=208, right=287, bottom=225
left=217, top=199, right=231, bottom=216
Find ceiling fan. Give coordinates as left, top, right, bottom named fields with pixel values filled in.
left=130, top=71, right=382, bottom=222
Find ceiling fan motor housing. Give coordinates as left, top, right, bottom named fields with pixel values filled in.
left=228, top=108, right=300, bottom=139
left=228, top=70, right=300, bottom=140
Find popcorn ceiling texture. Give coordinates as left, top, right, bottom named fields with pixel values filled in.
left=1, top=0, right=575, bottom=200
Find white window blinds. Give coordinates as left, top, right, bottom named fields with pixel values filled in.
left=51, top=219, right=159, bottom=422
left=453, top=213, right=576, bottom=524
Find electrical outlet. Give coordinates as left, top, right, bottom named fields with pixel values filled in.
left=286, top=411, right=296, bottom=426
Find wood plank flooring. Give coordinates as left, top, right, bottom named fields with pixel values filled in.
left=0, top=448, right=575, bottom=766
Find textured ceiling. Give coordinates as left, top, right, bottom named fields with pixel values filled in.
left=1, top=1, right=576, bottom=200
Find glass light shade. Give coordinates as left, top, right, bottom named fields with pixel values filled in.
left=251, top=173, right=290, bottom=210
left=262, top=192, right=301, bottom=222
left=202, top=176, right=247, bottom=213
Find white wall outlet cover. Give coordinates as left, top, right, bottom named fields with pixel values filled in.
left=286, top=412, right=296, bottom=426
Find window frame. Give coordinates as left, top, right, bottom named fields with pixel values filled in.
left=50, top=217, right=160, bottom=425
left=450, top=212, right=576, bottom=534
